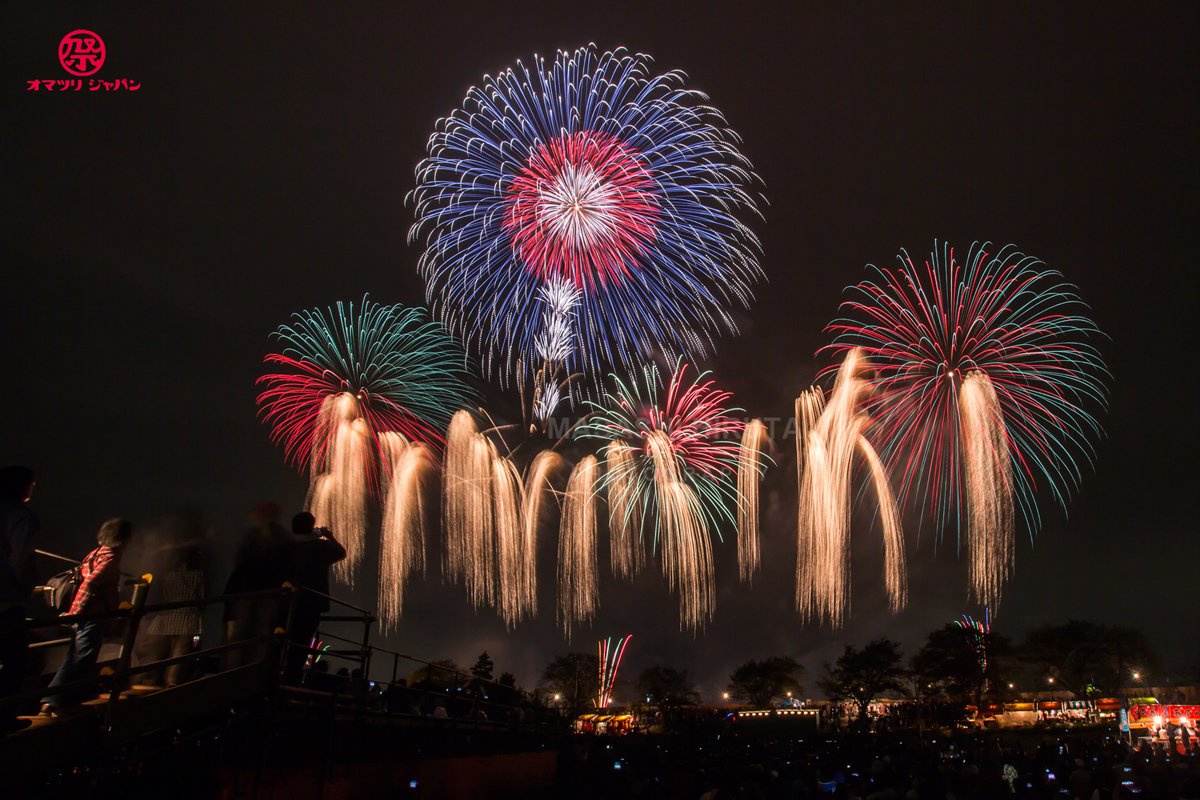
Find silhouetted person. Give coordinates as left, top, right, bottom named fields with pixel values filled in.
left=135, top=543, right=204, bottom=686
left=41, top=518, right=133, bottom=715
left=283, top=511, right=345, bottom=684
left=222, top=502, right=290, bottom=669
left=0, top=466, right=38, bottom=732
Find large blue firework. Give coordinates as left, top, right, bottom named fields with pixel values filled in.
left=408, top=45, right=763, bottom=394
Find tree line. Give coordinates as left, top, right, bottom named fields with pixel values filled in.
left=415, top=620, right=1161, bottom=717
left=539, top=620, right=1160, bottom=716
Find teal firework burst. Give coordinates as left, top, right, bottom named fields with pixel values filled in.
left=257, top=295, right=477, bottom=475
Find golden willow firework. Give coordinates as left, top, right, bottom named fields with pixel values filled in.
left=736, top=420, right=770, bottom=584
left=442, top=410, right=567, bottom=629
left=558, top=455, right=600, bottom=639
left=377, top=432, right=434, bottom=630
left=824, top=242, right=1107, bottom=608
left=579, top=362, right=769, bottom=630
left=795, top=349, right=906, bottom=627
left=256, top=297, right=475, bottom=625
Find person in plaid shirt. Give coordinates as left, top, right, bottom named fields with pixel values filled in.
left=40, top=518, right=133, bottom=715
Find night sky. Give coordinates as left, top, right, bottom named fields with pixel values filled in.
left=3, top=2, right=1197, bottom=698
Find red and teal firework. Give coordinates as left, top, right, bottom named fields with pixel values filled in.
left=824, top=242, right=1108, bottom=540
left=256, top=296, right=475, bottom=485
left=579, top=362, right=749, bottom=542
left=409, top=46, right=763, bottom=389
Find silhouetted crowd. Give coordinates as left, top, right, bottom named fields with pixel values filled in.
left=0, top=464, right=346, bottom=730
left=555, top=728, right=1200, bottom=799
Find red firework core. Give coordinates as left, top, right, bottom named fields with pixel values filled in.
left=504, top=131, right=660, bottom=290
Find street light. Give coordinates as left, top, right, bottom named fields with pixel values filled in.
left=722, top=692, right=730, bottom=701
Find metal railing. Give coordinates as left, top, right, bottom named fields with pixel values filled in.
left=2, top=574, right=566, bottom=736
left=0, top=580, right=294, bottom=721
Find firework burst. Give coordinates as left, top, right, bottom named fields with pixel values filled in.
left=409, top=45, right=763, bottom=396
left=580, top=362, right=763, bottom=630
left=825, top=242, right=1107, bottom=607
left=257, top=296, right=474, bottom=589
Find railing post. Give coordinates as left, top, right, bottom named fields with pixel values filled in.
left=276, top=583, right=297, bottom=686
left=358, top=612, right=374, bottom=705
left=105, top=577, right=151, bottom=728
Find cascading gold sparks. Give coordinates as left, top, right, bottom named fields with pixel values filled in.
left=378, top=432, right=433, bottom=631
left=517, top=450, right=565, bottom=622
left=960, top=371, right=1014, bottom=609
left=493, top=454, right=527, bottom=628
left=856, top=435, right=907, bottom=613
left=604, top=443, right=644, bottom=580
left=558, top=455, right=599, bottom=640
left=444, top=409, right=568, bottom=628
left=795, top=350, right=906, bottom=626
left=648, top=431, right=715, bottom=630
left=736, top=419, right=769, bottom=584
left=307, top=393, right=370, bottom=586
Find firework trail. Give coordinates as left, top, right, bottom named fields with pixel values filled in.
left=961, top=373, right=1014, bottom=607
left=604, top=442, right=645, bottom=580
left=795, top=350, right=907, bottom=627
left=598, top=635, right=632, bottom=709
left=409, top=46, right=763, bottom=398
left=558, top=455, right=600, bottom=639
left=737, top=420, right=769, bottom=584
left=306, top=394, right=370, bottom=584
left=518, top=450, right=567, bottom=619
left=444, top=411, right=572, bottom=628
left=826, top=242, right=1107, bottom=607
left=443, top=410, right=500, bottom=608
left=258, top=297, right=474, bottom=586
left=492, top=452, right=525, bottom=627
left=378, top=432, right=433, bottom=630
left=955, top=609, right=992, bottom=689
left=581, top=362, right=759, bottom=630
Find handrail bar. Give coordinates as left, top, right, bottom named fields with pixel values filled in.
left=297, top=585, right=372, bottom=615
left=34, top=548, right=81, bottom=565
left=34, top=548, right=137, bottom=578
left=119, top=633, right=277, bottom=678
left=0, top=632, right=277, bottom=711
left=12, top=586, right=293, bottom=631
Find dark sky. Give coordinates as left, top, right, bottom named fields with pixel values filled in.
left=3, top=2, right=1197, bottom=697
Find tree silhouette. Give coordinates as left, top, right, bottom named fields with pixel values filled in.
left=540, top=652, right=599, bottom=713
left=636, top=665, right=701, bottom=708
left=817, top=639, right=907, bottom=727
left=727, top=656, right=805, bottom=708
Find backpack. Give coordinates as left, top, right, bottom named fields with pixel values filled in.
left=46, top=564, right=83, bottom=613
